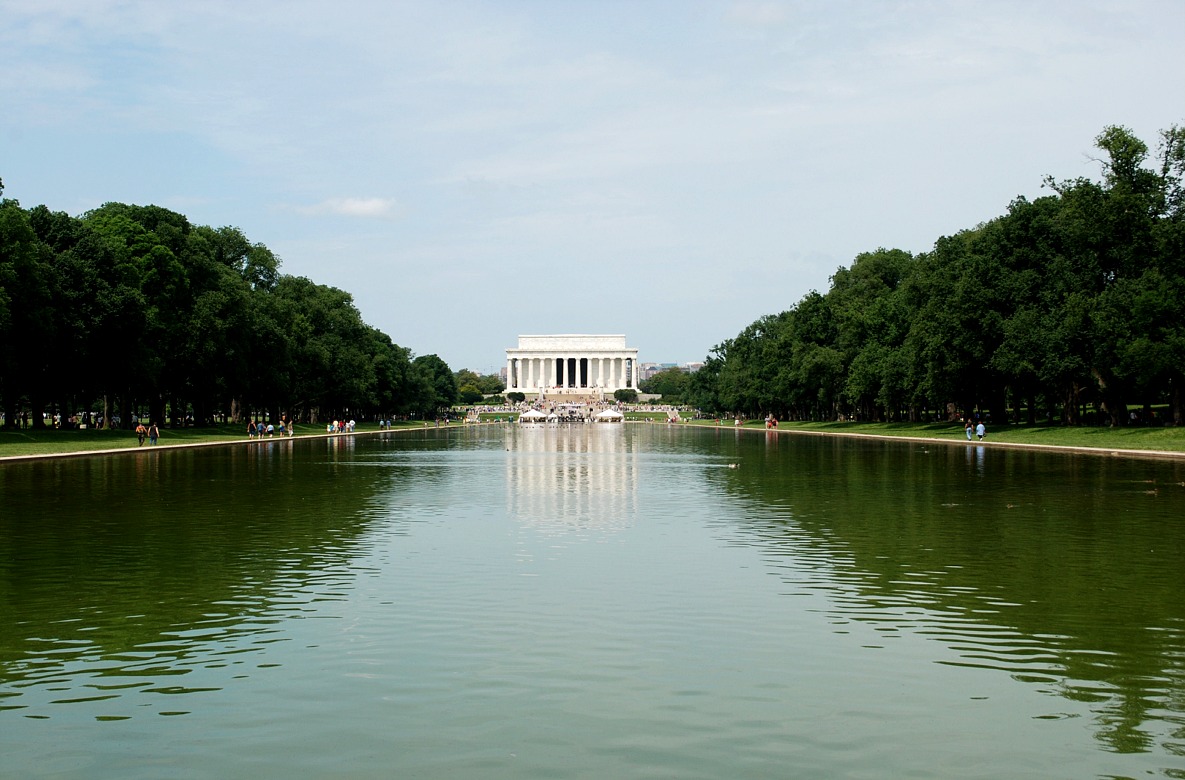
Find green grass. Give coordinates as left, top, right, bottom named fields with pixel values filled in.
left=682, top=417, right=1185, bottom=452
left=0, top=420, right=452, bottom=459
left=7, top=415, right=1183, bottom=458
left=624, top=411, right=677, bottom=421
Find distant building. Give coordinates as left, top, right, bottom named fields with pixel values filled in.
left=639, top=362, right=678, bottom=382
left=640, top=361, right=702, bottom=381
left=505, top=334, right=640, bottom=398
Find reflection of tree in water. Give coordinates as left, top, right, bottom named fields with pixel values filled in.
left=691, top=430, right=1185, bottom=756
left=0, top=435, right=433, bottom=718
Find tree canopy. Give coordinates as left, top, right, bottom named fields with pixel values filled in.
left=454, top=368, right=505, bottom=402
left=0, top=198, right=451, bottom=428
left=639, top=367, right=691, bottom=401
left=688, top=125, right=1185, bottom=427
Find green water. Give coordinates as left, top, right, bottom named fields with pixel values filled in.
left=1, top=426, right=1183, bottom=778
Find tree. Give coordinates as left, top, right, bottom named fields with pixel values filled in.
left=829, top=248, right=915, bottom=420
left=0, top=199, right=56, bottom=427
left=685, top=353, right=723, bottom=413
left=413, top=354, right=458, bottom=415
left=273, top=276, right=375, bottom=420
left=476, top=373, right=505, bottom=395
left=453, top=368, right=480, bottom=390
left=639, top=367, right=690, bottom=401
left=455, top=368, right=504, bottom=397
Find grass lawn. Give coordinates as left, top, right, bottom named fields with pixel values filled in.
left=0, top=420, right=451, bottom=459
left=682, top=417, right=1185, bottom=453
left=624, top=411, right=676, bottom=421
left=6, top=416, right=1183, bottom=459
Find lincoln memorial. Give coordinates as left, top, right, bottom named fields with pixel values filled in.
left=506, top=335, right=639, bottom=397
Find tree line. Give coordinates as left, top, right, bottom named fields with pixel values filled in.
left=686, top=125, right=1185, bottom=427
left=0, top=184, right=461, bottom=429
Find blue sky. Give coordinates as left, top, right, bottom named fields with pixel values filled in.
left=3, top=1, right=1183, bottom=375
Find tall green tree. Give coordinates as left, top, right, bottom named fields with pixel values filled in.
left=639, top=367, right=690, bottom=401
left=0, top=198, right=56, bottom=427
left=413, top=354, right=458, bottom=415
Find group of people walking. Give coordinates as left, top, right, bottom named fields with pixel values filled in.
left=248, top=418, right=293, bottom=438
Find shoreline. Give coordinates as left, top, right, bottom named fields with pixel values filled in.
left=3, top=420, right=1184, bottom=463
left=0, top=424, right=460, bottom=464
left=711, top=422, right=1185, bottom=462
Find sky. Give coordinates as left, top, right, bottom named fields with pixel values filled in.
left=2, top=1, right=1183, bottom=375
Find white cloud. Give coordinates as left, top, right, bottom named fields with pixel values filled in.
left=292, top=197, right=404, bottom=219
left=727, top=1, right=792, bottom=27
left=4, top=0, right=1184, bottom=370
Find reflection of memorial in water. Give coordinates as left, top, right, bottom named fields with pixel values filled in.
left=505, top=424, right=639, bottom=533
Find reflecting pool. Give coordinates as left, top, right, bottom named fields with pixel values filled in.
left=1, top=426, right=1183, bottom=778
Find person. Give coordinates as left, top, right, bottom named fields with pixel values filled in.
left=976, top=421, right=986, bottom=441
left=136, top=422, right=148, bottom=446
left=248, top=420, right=257, bottom=438
left=148, top=423, right=159, bottom=445
left=965, top=419, right=973, bottom=441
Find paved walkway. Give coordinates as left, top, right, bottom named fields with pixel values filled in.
left=708, top=422, right=1185, bottom=461
left=0, top=424, right=458, bottom=464
left=3, top=421, right=1182, bottom=463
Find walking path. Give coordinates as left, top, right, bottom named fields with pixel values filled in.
left=0, top=424, right=463, bottom=464
left=2, top=420, right=1183, bottom=463
left=700, top=421, right=1185, bottom=461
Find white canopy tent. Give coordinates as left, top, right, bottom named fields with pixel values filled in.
left=518, top=409, right=547, bottom=423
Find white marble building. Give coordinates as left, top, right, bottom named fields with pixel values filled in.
left=505, top=335, right=639, bottom=396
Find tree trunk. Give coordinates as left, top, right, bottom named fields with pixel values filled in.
left=30, top=393, right=47, bottom=429
left=120, top=394, right=132, bottom=429
left=1064, top=386, right=1080, bottom=425
left=150, top=396, right=166, bottom=427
